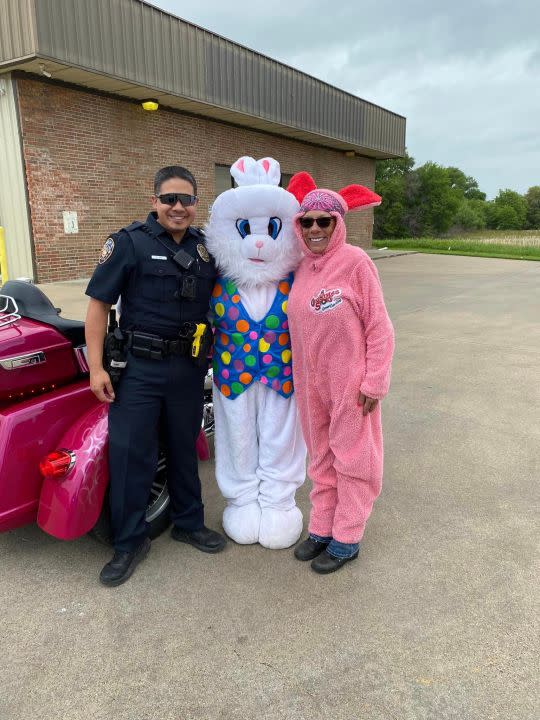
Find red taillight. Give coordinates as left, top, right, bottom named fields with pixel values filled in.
left=39, top=450, right=75, bottom=479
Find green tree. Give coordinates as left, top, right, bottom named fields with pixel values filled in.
left=373, top=190, right=409, bottom=238
left=469, top=199, right=489, bottom=226
left=487, top=204, right=518, bottom=230
left=374, top=150, right=415, bottom=238
left=464, top=187, right=487, bottom=201
left=411, top=162, right=461, bottom=235
left=374, top=154, right=489, bottom=238
left=375, top=151, right=415, bottom=184
left=453, top=199, right=487, bottom=231
left=446, top=167, right=486, bottom=201
left=524, top=186, right=540, bottom=229
left=488, top=189, right=527, bottom=229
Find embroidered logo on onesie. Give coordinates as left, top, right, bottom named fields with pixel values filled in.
left=310, top=288, right=342, bottom=313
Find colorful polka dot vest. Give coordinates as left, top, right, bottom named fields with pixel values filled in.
left=210, top=274, right=295, bottom=399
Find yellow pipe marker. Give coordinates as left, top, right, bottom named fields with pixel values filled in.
left=0, top=227, right=8, bottom=284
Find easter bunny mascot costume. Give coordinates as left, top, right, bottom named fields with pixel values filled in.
left=205, top=156, right=306, bottom=549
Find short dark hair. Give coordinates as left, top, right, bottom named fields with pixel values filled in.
left=154, top=166, right=197, bottom=195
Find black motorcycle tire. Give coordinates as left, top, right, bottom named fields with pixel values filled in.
left=89, top=446, right=171, bottom=546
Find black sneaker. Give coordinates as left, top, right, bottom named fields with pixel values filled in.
left=171, top=525, right=226, bottom=554
left=99, top=537, right=151, bottom=587
left=310, top=549, right=359, bottom=574
left=294, top=537, right=330, bottom=561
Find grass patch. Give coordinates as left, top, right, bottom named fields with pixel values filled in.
left=373, top=236, right=540, bottom=261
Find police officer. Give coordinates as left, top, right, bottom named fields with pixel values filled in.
left=85, top=165, right=226, bottom=587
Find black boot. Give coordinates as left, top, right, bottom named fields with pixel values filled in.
left=171, top=525, right=226, bottom=553
left=99, top=537, right=151, bottom=587
left=311, top=549, right=359, bottom=574
left=294, top=537, right=329, bottom=561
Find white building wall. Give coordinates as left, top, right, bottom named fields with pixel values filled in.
left=0, top=74, right=34, bottom=281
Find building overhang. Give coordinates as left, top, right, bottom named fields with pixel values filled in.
left=0, top=0, right=406, bottom=159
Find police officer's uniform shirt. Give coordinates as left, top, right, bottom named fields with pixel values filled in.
left=86, top=212, right=217, bottom=338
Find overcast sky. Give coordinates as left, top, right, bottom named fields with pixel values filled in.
left=149, top=0, right=539, bottom=199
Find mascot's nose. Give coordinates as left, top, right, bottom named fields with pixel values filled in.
left=255, top=240, right=264, bottom=249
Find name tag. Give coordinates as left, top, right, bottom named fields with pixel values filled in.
left=151, top=255, right=168, bottom=260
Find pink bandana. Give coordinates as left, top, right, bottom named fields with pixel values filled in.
left=299, top=190, right=346, bottom=216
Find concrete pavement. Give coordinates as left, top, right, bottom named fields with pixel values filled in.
left=1, top=253, right=538, bottom=720
left=33, top=249, right=412, bottom=322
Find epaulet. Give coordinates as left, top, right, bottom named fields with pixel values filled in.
left=191, top=226, right=206, bottom=240
left=123, top=220, right=146, bottom=233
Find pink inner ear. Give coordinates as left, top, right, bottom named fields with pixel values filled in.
left=236, top=159, right=245, bottom=173
left=261, top=159, right=270, bottom=173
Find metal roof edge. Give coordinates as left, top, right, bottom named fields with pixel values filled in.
left=139, top=0, right=406, bottom=121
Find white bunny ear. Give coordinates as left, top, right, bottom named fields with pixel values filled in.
left=230, top=156, right=257, bottom=186
left=230, top=156, right=281, bottom=186
left=257, top=157, right=281, bottom=186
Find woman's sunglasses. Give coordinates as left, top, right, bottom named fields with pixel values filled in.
left=157, top=193, right=198, bottom=207
left=299, top=216, right=334, bottom=229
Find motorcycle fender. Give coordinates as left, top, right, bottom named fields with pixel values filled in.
left=37, top=403, right=110, bottom=540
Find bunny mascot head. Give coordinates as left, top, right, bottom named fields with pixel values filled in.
left=205, top=157, right=306, bottom=550
left=206, top=156, right=301, bottom=288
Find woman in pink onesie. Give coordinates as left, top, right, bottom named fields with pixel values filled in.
left=286, top=172, right=395, bottom=574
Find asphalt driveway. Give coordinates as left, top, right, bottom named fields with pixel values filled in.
left=1, top=253, right=538, bottom=720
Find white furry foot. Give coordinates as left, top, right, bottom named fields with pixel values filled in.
left=259, top=506, right=303, bottom=549
left=223, top=502, right=261, bottom=544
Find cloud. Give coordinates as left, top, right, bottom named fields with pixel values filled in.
left=149, top=0, right=540, bottom=198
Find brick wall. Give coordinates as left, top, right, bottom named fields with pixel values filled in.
left=16, top=76, right=376, bottom=282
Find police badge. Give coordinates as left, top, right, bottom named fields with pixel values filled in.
left=99, top=237, right=115, bottom=264
left=197, top=243, right=210, bottom=262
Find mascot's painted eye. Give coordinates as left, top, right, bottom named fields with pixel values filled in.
left=268, top=217, right=282, bottom=239
left=236, top=219, right=251, bottom=238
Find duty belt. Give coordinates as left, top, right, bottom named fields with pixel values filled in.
left=124, top=330, right=192, bottom=360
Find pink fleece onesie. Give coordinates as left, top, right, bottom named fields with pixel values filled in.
left=288, top=211, right=395, bottom=544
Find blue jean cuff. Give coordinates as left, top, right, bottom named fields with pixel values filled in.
left=309, top=533, right=332, bottom=544
left=327, top=540, right=360, bottom=559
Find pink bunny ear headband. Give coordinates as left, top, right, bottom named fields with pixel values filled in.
left=287, top=171, right=381, bottom=215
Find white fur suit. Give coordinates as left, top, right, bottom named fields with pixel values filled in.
left=205, top=157, right=306, bottom=549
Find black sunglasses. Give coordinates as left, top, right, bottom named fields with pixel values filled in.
left=299, top=216, right=334, bottom=229
left=157, top=193, right=198, bottom=207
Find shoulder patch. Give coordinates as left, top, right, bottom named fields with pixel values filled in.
left=197, top=243, right=210, bottom=262
left=99, top=237, right=115, bottom=264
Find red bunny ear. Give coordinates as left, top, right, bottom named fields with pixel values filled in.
left=287, top=171, right=317, bottom=203
left=339, top=184, right=381, bottom=211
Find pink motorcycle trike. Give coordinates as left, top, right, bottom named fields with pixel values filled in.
left=0, top=280, right=214, bottom=543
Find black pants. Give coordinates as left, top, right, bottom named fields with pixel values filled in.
left=108, top=351, right=206, bottom=552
